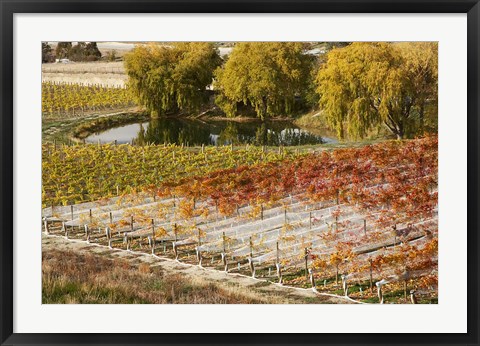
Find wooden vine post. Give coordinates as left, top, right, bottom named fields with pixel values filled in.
left=196, top=227, right=202, bottom=266
left=62, top=222, right=68, bottom=239
left=336, top=168, right=340, bottom=205
left=276, top=241, right=282, bottom=284
left=43, top=219, right=49, bottom=235
left=369, top=258, right=374, bottom=293
left=376, top=281, right=385, bottom=304
left=106, top=226, right=112, bottom=248
left=309, top=268, right=317, bottom=292
left=123, top=232, right=128, bottom=249
left=151, top=219, right=155, bottom=241
left=249, top=236, right=253, bottom=259
left=248, top=236, right=255, bottom=278
left=341, top=274, right=349, bottom=297
left=304, top=247, right=309, bottom=281
left=85, top=224, right=90, bottom=243
left=151, top=235, right=156, bottom=255
left=173, top=223, right=178, bottom=260
left=392, top=224, right=397, bottom=247
left=222, top=231, right=228, bottom=272
left=410, top=290, right=417, bottom=304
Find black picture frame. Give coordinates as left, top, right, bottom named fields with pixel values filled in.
left=1, top=1, right=479, bottom=345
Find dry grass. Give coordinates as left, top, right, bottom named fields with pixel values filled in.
left=42, top=62, right=125, bottom=74
left=42, top=249, right=287, bottom=304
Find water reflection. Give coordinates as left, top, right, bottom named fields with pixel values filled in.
left=86, top=117, right=335, bottom=146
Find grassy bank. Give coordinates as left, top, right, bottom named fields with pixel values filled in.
left=42, top=249, right=282, bottom=304
left=73, top=112, right=149, bottom=140
left=293, top=110, right=329, bottom=129
left=294, top=111, right=389, bottom=141
left=42, top=108, right=146, bottom=144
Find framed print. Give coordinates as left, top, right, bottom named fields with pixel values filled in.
left=0, top=0, right=479, bottom=345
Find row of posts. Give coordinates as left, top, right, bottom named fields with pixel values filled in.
left=49, top=140, right=293, bottom=151
left=45, top=216, right=414, bottom=304
left=46, top=199, right=407, bottom=304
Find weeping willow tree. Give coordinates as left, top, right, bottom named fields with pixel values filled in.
left=124, top=42, right=222, bottom=116
left=316, top=42, right=437, bottom=140
left=214, top=42, right=315, bottom=120
left=397, top=42, right=438, bottom=134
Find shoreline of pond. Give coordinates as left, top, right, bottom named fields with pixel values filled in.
left=84, top=116, right=333, bottom=147
left=43, top=108, right=339, bottom=146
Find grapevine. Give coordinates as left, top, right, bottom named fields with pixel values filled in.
left=43, top=137, right=438, bottom=303
left=42, top=82, right=137, bottom=117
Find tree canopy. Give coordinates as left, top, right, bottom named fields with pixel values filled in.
left=124, top=42, right=222, bottom=116
left=53, top=41, right=102, bottom=61
left=55, top=42, right=72, bottom=59
left=42, top=42, right=54, bottom=63
left=80, top=42, right=102, bottom=61
left=120, top=41, right=437, bottom=139
left=316, top=42, right=437, bottom=140
left=214, top=42, right=315, bottom=120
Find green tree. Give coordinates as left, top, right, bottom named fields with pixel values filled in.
left=42, top=42, right=53, bottom=63
left=106, top=50, right=117, bottom=62
left=66, top=42, right=102, bottom=61
left=55, top=42, right=72, bottom=59
left=316, top=42, right=437, bottom=140
left=69, top=42, right=87, bottom=61
left=214, top=42, right=315, bottom=120
left=397, top=42, right=438, bottom=133
left=124, top=42, right=221, bottom=116
left=85, top=42, right=102, bottom=61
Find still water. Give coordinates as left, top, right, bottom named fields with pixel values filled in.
left=85, top=117, right=335, bottom=146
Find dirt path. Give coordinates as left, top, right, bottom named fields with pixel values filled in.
left=42, top=234, right=357, bottom=304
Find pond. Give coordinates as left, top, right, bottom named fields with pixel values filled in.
left=85, top=117, right=336, bottom=146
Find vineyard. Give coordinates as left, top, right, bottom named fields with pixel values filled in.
left=42, top=137, right=438, bottom=304
left=42, top=144, right=291, bottom=206
left=42, top=82, right=136, bottom=118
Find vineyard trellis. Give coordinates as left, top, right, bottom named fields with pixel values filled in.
left=42, top=137, right=438, bottom=304
left=42, top=82, right=136, bottom=117
left=42, top=143, right=293, bottom=207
